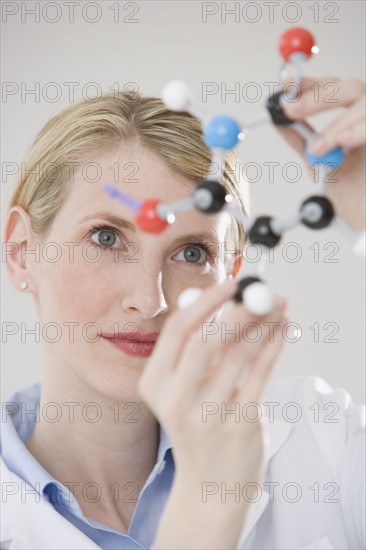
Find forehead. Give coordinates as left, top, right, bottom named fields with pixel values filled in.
left=58, top=143, right=230, bottom=238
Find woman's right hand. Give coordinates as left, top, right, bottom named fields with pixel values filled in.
left=138, top=278, right=288, bottom=549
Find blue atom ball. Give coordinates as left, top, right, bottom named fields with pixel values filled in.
left=203, top=115, right=241, bottom=150
left=305, top=146, right=346, bottom=168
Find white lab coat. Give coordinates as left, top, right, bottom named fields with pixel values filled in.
left=1, top=375, right=365, bottom=549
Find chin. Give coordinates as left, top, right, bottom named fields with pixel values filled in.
left=66, top=342, right=150, bottom=404
left=86, top=361, right=147, bottom=405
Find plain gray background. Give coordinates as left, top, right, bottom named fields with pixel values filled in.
left=1, top=1, right=365, bottom=403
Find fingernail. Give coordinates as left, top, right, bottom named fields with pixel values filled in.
left=308, top=136, right=326, bottom=154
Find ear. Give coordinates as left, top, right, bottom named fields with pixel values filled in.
left=230, top=254, right=243, bottom=279
left=3, top=206, right=37, bottom=292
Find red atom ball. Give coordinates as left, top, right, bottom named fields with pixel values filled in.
left=279, top=28, right=315, bottom=61
left=135, top=199, right=169, bottom=233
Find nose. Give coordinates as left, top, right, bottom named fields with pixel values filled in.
left=120, top=268, right=169, bottom=319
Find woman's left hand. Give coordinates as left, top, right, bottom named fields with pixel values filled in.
left=276, top=76, right=365, bottom=231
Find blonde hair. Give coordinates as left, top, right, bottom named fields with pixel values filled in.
left=9, top=91, right=250, bottom=273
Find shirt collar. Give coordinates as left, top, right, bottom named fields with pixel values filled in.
left=157, top=419, right=172, bottom=463
left=1, top=381, right=173, bottom=511
left=1, top=382, right=77, bottom=507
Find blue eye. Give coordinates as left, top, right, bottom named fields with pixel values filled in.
left=87, top=225, right=122, bottom=250
left=175, top=245, right=207, bottom=266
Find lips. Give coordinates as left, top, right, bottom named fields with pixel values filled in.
left=102, top=333, right=159, bottom=358
left=101, top=332, right=160, bottom=343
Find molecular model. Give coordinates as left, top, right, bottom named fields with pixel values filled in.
left=103, top=27, right=365, bottom=316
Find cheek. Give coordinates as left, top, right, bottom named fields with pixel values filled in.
left=38, top=247, right=117, bottom=324
left=164, top=273, right=220, bottom=312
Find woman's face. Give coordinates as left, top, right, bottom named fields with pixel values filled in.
left=21, top=143, right=233, bottom=401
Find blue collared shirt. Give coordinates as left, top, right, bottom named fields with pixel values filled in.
left=0, top=382, right=175, bottom=549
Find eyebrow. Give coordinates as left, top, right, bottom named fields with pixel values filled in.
left=79, top=211, right=221, bottom=244
left=80, top=212, right=137, bottom=232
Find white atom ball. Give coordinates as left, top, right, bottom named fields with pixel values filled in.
left=162, top=80, right=191, bottom=111
left=177, top=287, right=203, bottom=310
left=243, top=282, right=275, bottom=316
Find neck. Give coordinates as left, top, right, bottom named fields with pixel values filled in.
left=25, top=363, right=160, bottom=514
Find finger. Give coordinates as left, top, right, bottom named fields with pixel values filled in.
left=237, top=317, right=287, bottom=404
left=210, top=294, right=288, bottom=370
left=143, top=278, right=237, bottom=381
left=307, top=97, right=365, bottom=155
left=298, top=77, right=340, bottom=94
left=203, top=318, right=284, bottom=403
left=170, top=301, right=272, bottom=394
left=308, top=97, right=366, bottom=153
left=203, top=287, right=286, bottom=358
left=218, top=323, right=285, bottom=421
left=337, top=119, right=366, bottom=148
left=228, top=314, right=284, bottom=395
left=280, top=76, right=340, bottom=116
left=281, top=76, right=339, bottom=91
left=283, top=77, right=364, bottom=119
left=280, top=76, right=338, bottom=104
left=175, top=304, right=281, bottom=395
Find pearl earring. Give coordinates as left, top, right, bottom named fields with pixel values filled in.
left=20, top=282, right=28, bottom=290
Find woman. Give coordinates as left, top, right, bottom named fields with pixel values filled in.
left=1, top=77, right=365, bottom=549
